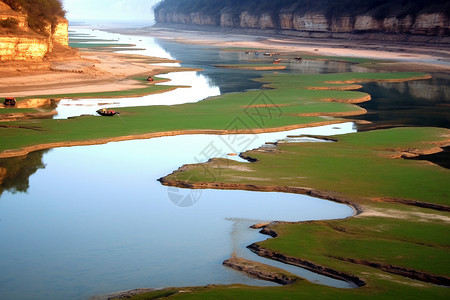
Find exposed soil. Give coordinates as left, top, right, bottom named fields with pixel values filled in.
left=0, top=50, right=177, bottom=98
left=0, top=110, right=57, bottom=121
left=120, top=26, right=450, bottom=73
left=215, top=65, right=286, bottom=70
left=157, top=177, right=363, bottom=215
left=223, top=257, right=299, bottom=285
left=247, top=243, right=365, bottom=287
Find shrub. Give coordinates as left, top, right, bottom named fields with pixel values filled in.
left=0, top=17, right=18, bottom=28
left=1, top=0, right=65, bottom=36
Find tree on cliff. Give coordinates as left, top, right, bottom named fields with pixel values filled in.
left=1, top=0, right=65, bottom=36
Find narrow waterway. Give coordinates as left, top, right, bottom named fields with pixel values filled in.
left=0, top=124, right=356, bottom=300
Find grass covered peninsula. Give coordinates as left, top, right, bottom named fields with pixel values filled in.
left=0, top=71, right=429, bottom=158
left=148, top=126, right=450, bottom=299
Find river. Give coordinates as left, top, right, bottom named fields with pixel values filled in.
left=0, top=27, right=448, bottom=300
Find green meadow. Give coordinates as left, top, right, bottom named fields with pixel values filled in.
left=0, top=72, right=428, bottom=156
left=143, top=126, right=450, bottom=299
left=169, top=127, right=449, bottom=205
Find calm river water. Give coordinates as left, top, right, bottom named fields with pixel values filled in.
left=0, top=27, right=448, bottom=300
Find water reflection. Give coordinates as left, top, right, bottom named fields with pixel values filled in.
left=59, top=28, right=374, bottom=120
left=408, top=146, right=450, bottom=169
left=0, top=124, right=355, bottom=300
left=57, top=29, right=222, bottom=119
left=353, top=73, right=450, bottom=130
left=55, top=71, right=221, bottom=119
left=0, top=150, right=49, bottom=198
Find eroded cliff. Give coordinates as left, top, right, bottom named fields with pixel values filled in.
left=0, top=1, right=69, bottom=61
left=154, top=0, right=450, bottom=40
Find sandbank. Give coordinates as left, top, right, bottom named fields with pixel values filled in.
left=0, top=50, right=179, bottom=98
left=118, top=26, right=450, bottom=73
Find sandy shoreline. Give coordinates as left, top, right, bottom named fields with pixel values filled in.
left=119, top=26, right=450, bottom=73
left=1, top=25, right=449, bottom=99
left=1, top=25, right=448, bottom=157
left=0, top=120, right=345, bottom=159
left=0, top=50, right=178, bottom=98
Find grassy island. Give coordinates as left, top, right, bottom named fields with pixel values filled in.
left=0, top=71, right=430, bottom=158
left=146, top=126, right=450, bottom=299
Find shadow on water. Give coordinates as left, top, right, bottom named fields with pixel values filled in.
left=349, top=73, right=450, bottom=131
left=153, top=39, right=370, bottom=94
left=0, top=150, right=49, bottom=198
left=407, top=146, right=450, bottom=169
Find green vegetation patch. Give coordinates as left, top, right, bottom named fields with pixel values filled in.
left=215, top=64, right=286, bottom=70
left=0, top=108, right=37, bottom=114
left=151, top=127, right=450, bottom=299
left=4, top=0, right=65, bottom=36
left=168, top=127, right=449, bottom=206
left=0, top=72, right=429, bottom=155
left=298, top=55, right=378, bottom=64
left=26, top=83, right=178, bottom=100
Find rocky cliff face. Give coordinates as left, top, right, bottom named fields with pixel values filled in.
left=155, top=9, right=450, bottom=38
left=0, top=1, right=69, bottom=61
left=0, top=36, right=48, bottom=61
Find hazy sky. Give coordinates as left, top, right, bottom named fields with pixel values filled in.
left=62, top=0, right=161, bottom=22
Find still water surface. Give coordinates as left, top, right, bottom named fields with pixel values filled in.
left=0, top=125, right=356, bottom=300
left=56, top=28, right=369, bottom=119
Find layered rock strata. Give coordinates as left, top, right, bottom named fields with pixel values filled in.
left=156, top=9, right=450, bottom=40
left=0, top=1, right=69, bottom=61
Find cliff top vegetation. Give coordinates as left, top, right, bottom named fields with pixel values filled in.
left=1, top=0, right=65, bottom=35
left=154, top=0, right=450, bottom=19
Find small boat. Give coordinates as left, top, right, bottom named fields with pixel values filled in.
left=3, top=97, right=16, bottom=106
left=273, top=58, right=282, bottom=64
left=97, top=109, right=118, bottom=116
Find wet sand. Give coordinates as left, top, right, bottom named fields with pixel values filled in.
left=0, top=50, right=177, bottom=98
left=2, top=25, right=449, bottom=100
left=119, top=25, right=450, bottom=73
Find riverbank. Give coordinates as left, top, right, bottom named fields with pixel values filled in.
left=120, top=25, right=450, bottom=73
left=0, top=50, right=179, bottom=98
left=1, top=25, right=449, bottom=299
left=0, top=71, right=430, bottom=158
left=122, top=126, right=450, bottom=299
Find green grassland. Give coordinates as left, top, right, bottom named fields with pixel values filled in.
left=0, top=108, right=37, bottom=114
left=0, top=72, right=428, bottom=155
left=215, top=64, right=287, bottom=70
left=222, top=48, right=378, bottom=64
left=14, top=81, right=178, bottom=100
left=140, top=126, right=450, bottom=299
left=167, top=127, right=449, bottom=206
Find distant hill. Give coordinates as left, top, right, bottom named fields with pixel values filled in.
left=154, top=0, right=450, bottom=38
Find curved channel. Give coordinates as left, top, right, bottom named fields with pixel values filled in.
left=0, top=124, right=356, bottom=300
left=0, top=28, right=364, bottom=300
